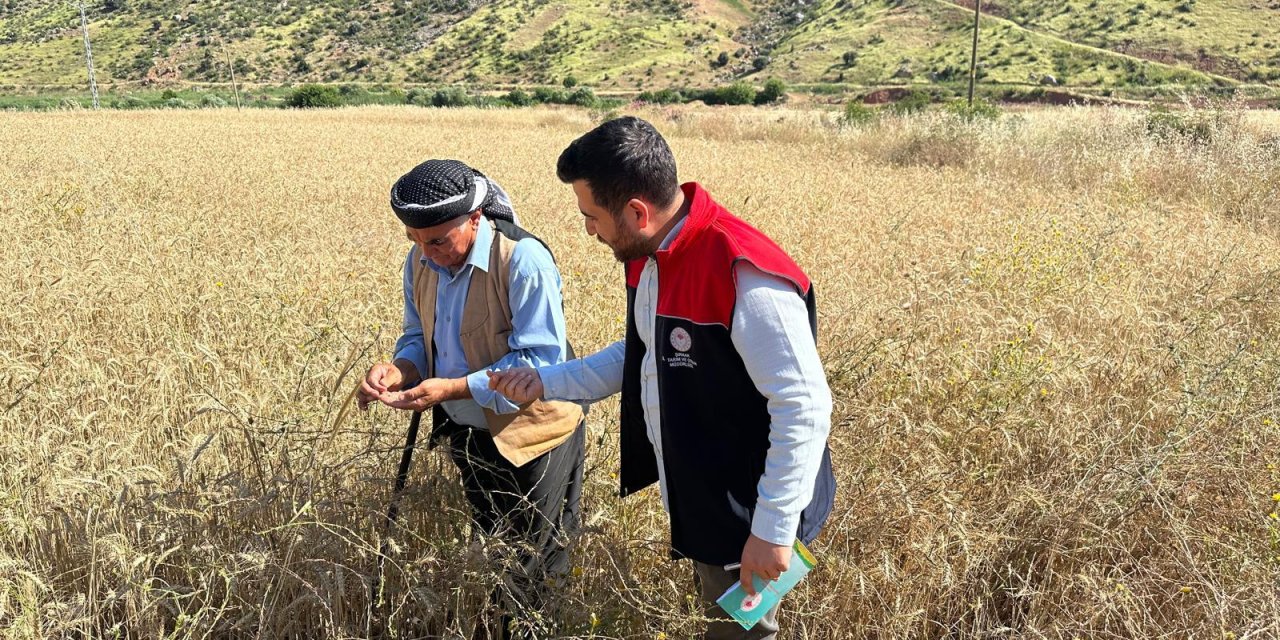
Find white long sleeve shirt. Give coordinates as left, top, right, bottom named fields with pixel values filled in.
left=538, top=219, right=832, bottom=546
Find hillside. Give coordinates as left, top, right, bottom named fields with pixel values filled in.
left=758, top=0, right=1244, bottom=88
left=0, top=0, right=1276, bottom=92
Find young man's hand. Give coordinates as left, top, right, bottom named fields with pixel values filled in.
left=739, top=534, right=790, bottom=596
left=358, top=363, right=404, bottom=410
left=378, top=378, right=467, bottom=411
left=486, top=367, right=544, bottom=404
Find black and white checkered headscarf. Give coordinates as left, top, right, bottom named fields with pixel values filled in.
left=390, top=159, right=517, bottom=228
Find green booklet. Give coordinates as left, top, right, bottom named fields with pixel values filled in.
left=716, top=540, right=818, bottom=630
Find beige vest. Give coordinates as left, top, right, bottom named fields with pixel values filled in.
left=410, top=221, right=583, bottom=467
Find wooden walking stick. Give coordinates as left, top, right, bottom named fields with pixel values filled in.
left=370, top=409, right=424, bottom=630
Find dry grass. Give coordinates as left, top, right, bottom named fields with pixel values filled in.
left=1, top=104, right=1279, bottom=639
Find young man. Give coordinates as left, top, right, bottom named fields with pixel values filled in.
left=489, top=117, right=835, bottom=639
left=358, top=159, right=585, bottom=636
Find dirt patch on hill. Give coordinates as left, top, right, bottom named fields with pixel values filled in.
left=862, top=87, right=914, bottom=104
left=1117, top=44, right=1252, bottom=80
left=948, top=0, right=1012, bottom=20
left=508, top=3, right=570, bottom=50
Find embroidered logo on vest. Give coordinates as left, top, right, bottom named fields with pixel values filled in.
left=666, top=327, right=697, bottom=368
left=670, top=327, right=692, bottom=352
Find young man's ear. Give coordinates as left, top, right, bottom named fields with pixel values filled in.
left=624, top=197, right=652, bottom=230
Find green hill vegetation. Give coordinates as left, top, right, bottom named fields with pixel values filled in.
left=0, top=0, right=1276, bottom=97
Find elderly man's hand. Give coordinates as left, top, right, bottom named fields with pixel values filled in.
left=739, top=534, right=790, bottom=597
left=378, top=378, right=465, bottom=411
left=358, top=363, right=404, bottom=411
left=487, top=367, right=544, bottom=404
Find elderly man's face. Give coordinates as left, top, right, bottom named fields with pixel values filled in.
left=407, top=211, right=481, bottom=269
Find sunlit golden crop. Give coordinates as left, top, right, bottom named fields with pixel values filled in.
left=1, top=104, right=1278, bottom=638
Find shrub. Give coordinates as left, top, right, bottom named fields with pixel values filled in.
left=164, top=97, right=192, bottom=109
left=707, top=81, right=756, bottom=105
left=532, top=87, right=568, bottom=104
left=756, top=78, right=787, bottom=105
left=286, top=84, right=342, bottom=108
left=337, top=84, right=366, bottom=97
left=887, top=89, right=934, bottom=116
left=467, top=94, right=502, bottom=108
left=562, top=75, right=579, bottom=88
left=810, top=83, right=845, bottom=95
left=199, top=94, right=228, bottom=108
left=999, top=87, right=1047, bottom=103
left=637, top=88, right=684, bottom=105
left=1144, top=106, right=1220, bottom=145
left=944, top=98, right=1002, bottom=122
left=430, top=87, right=472, bottom=108
left=567, top=86, right=598, bottom=107
left=842, top=101, right=879, bottom=127
left=504, top=88, right=533, bottom=107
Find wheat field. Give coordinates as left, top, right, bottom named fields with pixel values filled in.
left=1, top=104, right=1279, bottom=639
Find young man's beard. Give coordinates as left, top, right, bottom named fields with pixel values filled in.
left=605, top=226, right=655, bottom=263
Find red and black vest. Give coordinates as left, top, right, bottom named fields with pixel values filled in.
left=620, top=183, right=836, bottom=565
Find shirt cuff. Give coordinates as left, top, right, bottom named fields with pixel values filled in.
left=466, top=369, right=519, bottom=414
left=393, top=344, right=428, bottom=379
left=750, top=504, right=800, bottom=546
left=537, top=361, right=571, bottom=402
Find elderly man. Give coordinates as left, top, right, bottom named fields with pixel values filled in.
left=489, top=117, right=835, bottom=640
left=358, top=159, right=584, bottom=635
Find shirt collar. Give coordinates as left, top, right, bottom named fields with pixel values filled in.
left=655, top=182, right=713, bottom=259
left=423, top=217, right=493, bottom=276
left=658, top=215, right=687, bottom=251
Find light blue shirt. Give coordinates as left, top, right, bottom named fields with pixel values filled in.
left=393, top=220, right=570, bottom=428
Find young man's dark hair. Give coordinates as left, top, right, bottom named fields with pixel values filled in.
left=555, top=116, right=680, bottom=214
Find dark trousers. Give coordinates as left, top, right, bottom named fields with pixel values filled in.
left=447, top=421, right=586, bottom=632
left=693, top=561, right=780, bottom=640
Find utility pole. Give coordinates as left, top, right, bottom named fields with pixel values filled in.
left=77, top=0, right=100, bottom=109
left=967, top=0, right=982, bottom=107
left=224, top=44, right=243, bottom=110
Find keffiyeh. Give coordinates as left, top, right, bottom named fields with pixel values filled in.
left=390, top=159, right=517, bottom=228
